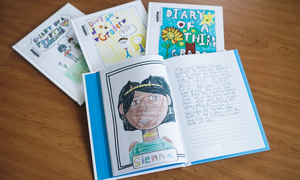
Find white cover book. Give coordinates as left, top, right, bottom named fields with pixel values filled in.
left=13, top=3, right=89, bottom=105
left=71, top=0, right=147, bottom=72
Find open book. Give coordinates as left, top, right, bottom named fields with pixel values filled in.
left=13, top=3, right=89, bottom=105
left=83, top=50, right=269, bottom=179
left=146, top=2, right=225, bottom=59
left=71, top=0, right=147, bottom=72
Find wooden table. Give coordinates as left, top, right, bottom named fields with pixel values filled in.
left=1, top=0, right=299, bottom=179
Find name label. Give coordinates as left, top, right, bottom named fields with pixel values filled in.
left=132, top=149, right=177, bottom=169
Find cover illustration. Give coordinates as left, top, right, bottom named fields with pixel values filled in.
left=29, top=14, right=89, bottom=86
left=159, top=7, right=217, bottom=59
left=86, top=6, right=147, bottom=67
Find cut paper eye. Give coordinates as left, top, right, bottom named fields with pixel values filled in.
left=104, top=26, right=108, bottom=29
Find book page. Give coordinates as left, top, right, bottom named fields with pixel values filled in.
left=165, top=50, right=267, bottom=163
left=99, top=55, right=186, bottom=176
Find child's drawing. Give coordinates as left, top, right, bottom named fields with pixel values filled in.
left=159, top=8, right=216, bottom=59
left=118, top=37, right=132, bottom=58
left=118, top=76, right=176, bottom=162
left=86, top=7, right=146, bottom=67
left=131, top=34, right=145, bottom=55
left=161, top=27, right=184, bottom=59
left=29, top=13, right=89, bottom=86
left=57, top=44, right=79, bottom=63
left=68, top=37, right=82, bottom=53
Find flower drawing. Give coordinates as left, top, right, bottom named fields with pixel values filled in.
left=200, top=12, right=215, bottom=26
left=161, top=27, right=183, bottom=59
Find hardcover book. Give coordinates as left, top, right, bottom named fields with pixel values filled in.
left=146, top=2, right=225, bottom=59
left=71, top=0, right=147, bottom=72
left=13, top=3, right=89, bottom=105
left=83, top=50, right=269, bottom=179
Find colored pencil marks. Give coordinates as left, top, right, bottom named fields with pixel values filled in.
left=86, top=6, right=146, bottom=67
left=117, top=76, right=177, bottom=168
left=30, top=14, right=89, bottom=86
left=159, top=8, right=217, bottom=59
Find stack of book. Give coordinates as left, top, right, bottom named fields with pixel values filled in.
left=13, top=1, right=270, bottom=179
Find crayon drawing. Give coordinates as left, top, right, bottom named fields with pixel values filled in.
left=159, top=8, right=216, bottom=59
left=118, top=76, right=176, bottom=164
left=30, top=14, right=89, bottom=86
left=86, top=7, right=146, bottom=67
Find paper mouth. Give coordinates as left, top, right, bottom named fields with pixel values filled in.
left=140, top=119, right=148, bottom=124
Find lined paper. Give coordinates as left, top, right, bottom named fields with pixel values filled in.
left=173, top=63, right=249, bottom=148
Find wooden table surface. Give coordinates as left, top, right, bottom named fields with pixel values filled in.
left=1, top=0, right=299, bottom=179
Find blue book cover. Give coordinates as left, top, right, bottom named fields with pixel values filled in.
left=83, top=50, right=269, bottom=179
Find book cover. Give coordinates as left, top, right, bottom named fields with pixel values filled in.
left=13, top=3, right=89, bottom=105
left=146, top=2, right=225, bottom=59
left=71, top=0, right=147, bottom=72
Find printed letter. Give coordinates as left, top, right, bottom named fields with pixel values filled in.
left=151, top=155, right=158, bottom=161
left=180, top=49, right=186, bottom=55
left=36, top=42, right=41, bottom=48
left=98, top=33, right=107, bottom=41
left=201, top=24, right=209, bottom=33
left=109, top=29, right=115, bottom=35
left=158, top=153, right=165, bottom=159
left=197, top=10, right=205, bottom=20
left=206, top=35, right=211, bottom=46
left=198, top=34, right=206, bottom=45
left=172, top=49, right=178, bottom=56
left=212, top=36, right=216, bottom=47
left=172, top=9, right=182, bottom=19
left=106, top=31, right=110, bottom=38
left=134, top=157, right=141, bottom=167
left=167, top=153, right=174, bottom=158
left=190, top=11, right=197, bottom=20
left=166, top=9, right=172, bottom=17
left=192, top=33, right=200, bottom=43
left=180, top=10, right=188, bottom=19
left=184, top=32, right=191, bottom=41
left=89, top=21, right=94, bottom=27
left=145, top=156, right=150, bottom=163
left=187, top=22, right=194, bottom=30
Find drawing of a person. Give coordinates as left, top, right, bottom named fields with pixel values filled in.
left=57, top=44, right=79, bottom=63
left=118, top=76, right=175, bottom=162
left=131, top=34, right=145, bottom=55
left=118, top=37, right=132, bottom=59
left=68, top=37, right=82, bottom=53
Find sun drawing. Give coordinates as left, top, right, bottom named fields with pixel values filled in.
left=200, top=12, right=215, bottom=26
left=161, top=27, right=183, bottom=44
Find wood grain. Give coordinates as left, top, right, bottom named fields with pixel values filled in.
left=0, top=0, right=299, bottom=179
